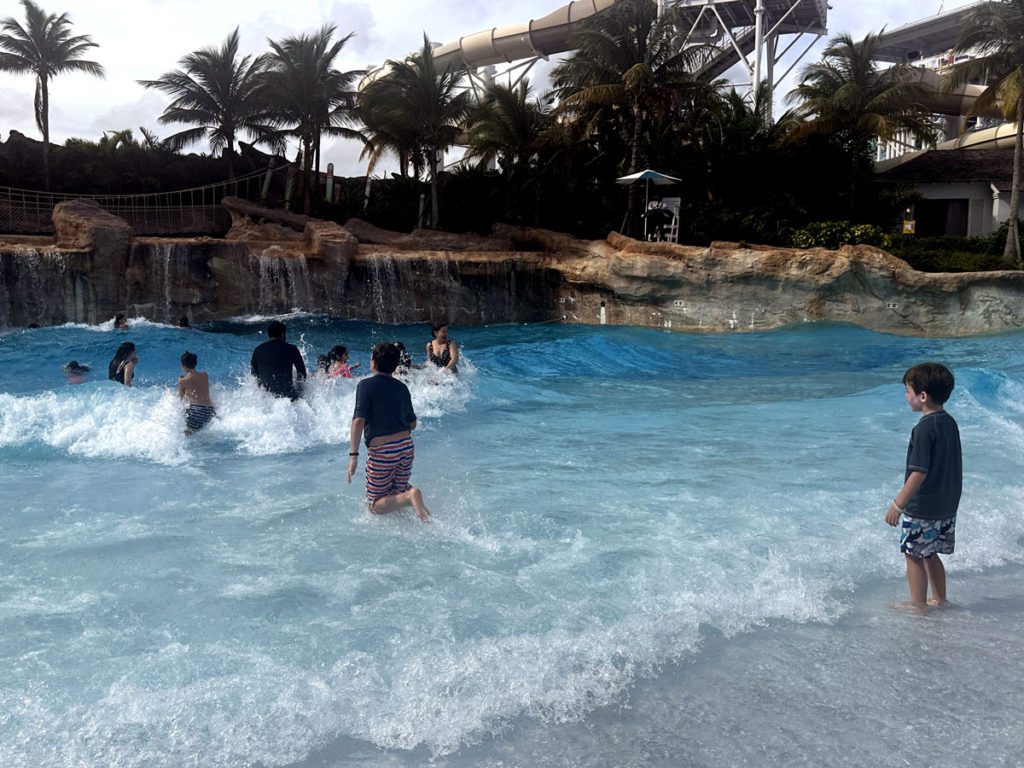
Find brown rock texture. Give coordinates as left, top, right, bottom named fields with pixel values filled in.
left=4, top=207, right=1024, bottom=336
left=343, top=218, right=516, bottom=251
left=53, top=199, right=133, bottom=255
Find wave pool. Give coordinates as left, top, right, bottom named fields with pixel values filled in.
left=2, top=317, right=1022, bottom=767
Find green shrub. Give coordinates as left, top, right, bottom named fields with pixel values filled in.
left=789, top=221, right=892, bottom=250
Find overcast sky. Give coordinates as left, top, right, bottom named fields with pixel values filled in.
left=0, top=0, right=975, bottom=179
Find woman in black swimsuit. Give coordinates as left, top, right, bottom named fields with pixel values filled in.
left=426, top=323, right=459, bottom=373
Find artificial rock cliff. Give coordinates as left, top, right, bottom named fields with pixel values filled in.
left=1, top=199, right=1023, bottom=336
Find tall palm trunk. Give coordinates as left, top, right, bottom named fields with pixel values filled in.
left=226, top=135, right=237, bottom=195
left=1004, top=95, right=1024, bottom=268
left=429, top=146, right=439, bottom=229
left=623, top=106, right=644, bottom=235
left=40, top=77, right=51, bottom=191
left=302, top=136, right=315, bottom=215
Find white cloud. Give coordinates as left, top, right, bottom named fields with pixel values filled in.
left=0, top=0, right=980, bottom=182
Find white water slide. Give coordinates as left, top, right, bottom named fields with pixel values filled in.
left=875, top=3, right=1012, bottom=151
left=367, top=0, right=830, bottom=119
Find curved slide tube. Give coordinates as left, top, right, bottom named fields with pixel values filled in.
left=912, top=68, right=994, bottom=119
left=910, top=69, right=1014, bottom=151
left=361, top=0, right=619, bottom=88
left=431, top=0, right=619, bottom=72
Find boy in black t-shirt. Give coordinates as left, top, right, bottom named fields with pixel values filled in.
left=885, top=363, right=962, bottom=611
left=346, top=343, right=431, bottom=522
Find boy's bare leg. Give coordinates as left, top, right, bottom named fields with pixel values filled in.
left=369, top=487, right=431, bottom=523
left=923, top=555, right=947, bottom=606
left=904, top=554, right=929, bottom=609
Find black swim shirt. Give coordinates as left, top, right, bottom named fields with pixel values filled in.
left=905, top=410, right=962, bottom=520
left=353, top=374, right=417, bottom=445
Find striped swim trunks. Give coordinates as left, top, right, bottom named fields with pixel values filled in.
left=365, top=436, right=415, bottom=504
left=185, top=404, right=216, bottom=433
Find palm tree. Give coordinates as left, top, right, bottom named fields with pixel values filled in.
left=139, top=28, right=275, bottom=180
left=358, top=73, right=427, bottom=179
left=552, top=0, right=712, bottom=228
left=0, top=0, right=104, bottom=190
left=365, top=37, right=473, bottom=228
left=465, top=80, right=553, bottom=174
left=263, top=24, right=364, bottom=214
left=946, top=1, right=1024, bottom=268
left=786, top=33, right=936, bottom=157
left=785, top=32, right=937, bottom=222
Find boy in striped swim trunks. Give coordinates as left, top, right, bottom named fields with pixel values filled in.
left=178, top=351, right=216, bottom=434
left=884, top=363, right=962, bottom=611
left=347, top=343, right=431, bottom=522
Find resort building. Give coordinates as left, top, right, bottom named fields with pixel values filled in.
left=873, top=2, right=1015, bottom=237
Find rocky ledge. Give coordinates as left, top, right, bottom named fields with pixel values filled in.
left=2, top=199, right=1023, bottom=336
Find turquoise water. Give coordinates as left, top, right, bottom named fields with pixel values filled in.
left=2, top=318, right=1023, bottom=767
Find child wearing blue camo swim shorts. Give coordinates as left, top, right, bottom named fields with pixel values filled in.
left=885, top=363, right=962, bottom=611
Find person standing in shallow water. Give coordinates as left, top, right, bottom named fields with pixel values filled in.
left=178, top=351, right=216, bottom=434
left=250, top=320, right=307, bottom=399
left=347, top=342, right=431, bottom=523
left=884, top=363, right=962, bottom=612
left=426, top=323, right=458, bottom=373
left=108, top=342, right=137, bottom=386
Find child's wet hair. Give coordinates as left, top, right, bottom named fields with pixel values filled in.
left=903, top=363, right=955, bottom=404
left=372, top=342, right=400, bottom=374
left=181, top=351, right=198, bottom=369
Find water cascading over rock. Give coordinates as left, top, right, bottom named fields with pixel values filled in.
left=249, top=246, right=314, bottom=315
left=0, top=246, right=68, bottom=327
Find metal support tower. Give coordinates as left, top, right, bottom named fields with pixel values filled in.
left=661, top=0, right=829, bottom=120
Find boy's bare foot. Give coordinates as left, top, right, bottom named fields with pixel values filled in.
left=890, top=601, right=928, bottom=614
left=927, top=598, right=949, bottom=608
left=410, top=487, right=431, bottom=523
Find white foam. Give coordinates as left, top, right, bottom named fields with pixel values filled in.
left=0, top=365, right=473, bottom=463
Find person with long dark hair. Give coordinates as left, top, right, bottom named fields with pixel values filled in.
left=108, top=342, right=137, bottom=387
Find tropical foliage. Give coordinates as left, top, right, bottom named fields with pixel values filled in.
left=552, top=0, right=714, bottom=228
left=359, top=36, right=472, bottom=228
left=138, top=28, right=275, bottom=179
left=263, top=24, right=364, bottom=213
left=946, top=0, right=1024, bottom=267
left=785, top=32, right=936, bottom=154
left=0, top=0, right=104, bottom=189
left=2, top=0, right=1007, bottom=263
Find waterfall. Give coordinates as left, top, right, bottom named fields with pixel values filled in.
left=150, top=242, right=186, bottom=324
left=423, top=258, right=462, bottom=323
left=249, top=246, right=312, bottom=314
left=0, top=246, right=67, bottom=327
left=367, top=255, right=402, bottom=323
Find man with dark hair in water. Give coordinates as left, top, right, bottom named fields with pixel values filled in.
left=250, top=320, right=307, bottom=399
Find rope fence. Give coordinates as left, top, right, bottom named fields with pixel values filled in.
left=0, top=163, right=292, bottom=236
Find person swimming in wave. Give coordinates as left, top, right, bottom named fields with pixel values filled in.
left=108, top=342, right=137, bottom=387
left=425, top=323, right=458, bottom=374
left=393, top=341, right=421, bottom=373
left=178, top=351, right=216, bottom=434
left=326, top=345, right=360, bottom=378
left=113, top=313, right=129, bottom=330
left=61, top=360, right=90, bottom=385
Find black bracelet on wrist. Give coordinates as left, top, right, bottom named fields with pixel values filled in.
left=349, top=452, right=359, bottom=456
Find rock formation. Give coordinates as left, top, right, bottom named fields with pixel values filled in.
left=2, top=199, right=1024, bottom=335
